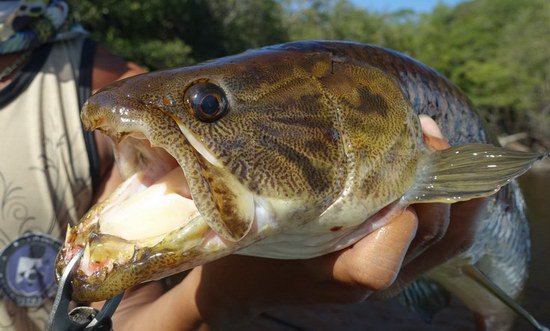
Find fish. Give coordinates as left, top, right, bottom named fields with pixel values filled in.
left=55, top=41, right=547, bottom=329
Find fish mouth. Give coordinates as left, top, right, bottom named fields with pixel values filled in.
left=56, top=96, right=254, bottom=302
left=97, top=134, right=198, bottom=246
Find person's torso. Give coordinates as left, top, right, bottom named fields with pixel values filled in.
left=0, top=36, right=93, bottom=331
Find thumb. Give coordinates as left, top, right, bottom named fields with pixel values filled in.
left=419, top=114, right=450, bottom=151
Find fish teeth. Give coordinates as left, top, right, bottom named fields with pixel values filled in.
left=81, top=243, right=91, bottom=268
left=64, top=224, right=72, bottom=245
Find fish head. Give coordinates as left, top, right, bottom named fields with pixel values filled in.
left=59, top=47, right=397, bottom=302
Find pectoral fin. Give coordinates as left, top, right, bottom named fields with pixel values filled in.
left=404, top=144, right=547, bottom=203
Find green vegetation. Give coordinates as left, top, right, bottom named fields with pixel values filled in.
left=69, top=0, right=549, bottom=148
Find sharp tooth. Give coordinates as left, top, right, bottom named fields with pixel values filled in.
left=82, top=244, right=91, bottom=267
left=64, top=225, right=71, bottom=245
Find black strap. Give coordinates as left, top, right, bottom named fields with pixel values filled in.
left=77, top=38, right=100, bottom=194
left=0, top=43, right=53, bottom=108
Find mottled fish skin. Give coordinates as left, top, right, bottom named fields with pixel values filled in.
left=272, top=41, right=489, bottom=145
left=58, top=41, right=529, bottom=327
left=285, top=42, right=527, bottom=328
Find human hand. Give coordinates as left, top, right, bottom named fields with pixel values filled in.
left=380, top=115, right=487, bottom=297
left=110, top=207, right=417, bottom=330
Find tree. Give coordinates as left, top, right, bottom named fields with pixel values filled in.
left=69, top=0, right=549, bottom=146
left=69, top=0, right=288, bottom=69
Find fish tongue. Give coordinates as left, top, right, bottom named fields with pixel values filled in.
left=99, top=166, right=200, bottom=245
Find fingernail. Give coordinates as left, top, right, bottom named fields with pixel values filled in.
left=419, top=115, right=445, bottom=139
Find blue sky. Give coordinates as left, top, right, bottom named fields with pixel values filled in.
left=351, top=0, right=464, bottom=12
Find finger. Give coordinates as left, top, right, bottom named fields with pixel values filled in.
left=110, top=281, right=174, bottom=330
left=419, top=114, right=450, bottom=151
left=403, top=203, right=450, bottom=265
left=330, top=207, right=418, bottom=291
left=419, top=114, right=444, bottom=138
left=446, top=197, right=488, bottom=255
left=402, top=116, right=452, bottom=263
left=402, top=115, right=486, bottom=279
left=394, top=197, right=488, bottom=288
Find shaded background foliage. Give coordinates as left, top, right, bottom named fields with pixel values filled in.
left=69, top=0, right=549, bottom=149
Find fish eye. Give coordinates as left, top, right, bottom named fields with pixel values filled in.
left=185, top=82, right=228, bottom=122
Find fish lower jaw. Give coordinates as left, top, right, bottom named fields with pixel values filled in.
left=60, top=141, right=209, bottom=279
left=76, top=216, right=213, bottom=280
left=78, top=196, right=278, bottom=277
left=73, top=186, right=274, bottom=282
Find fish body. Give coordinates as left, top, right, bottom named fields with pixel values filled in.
left=56, top=41, right=545, bottom=329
